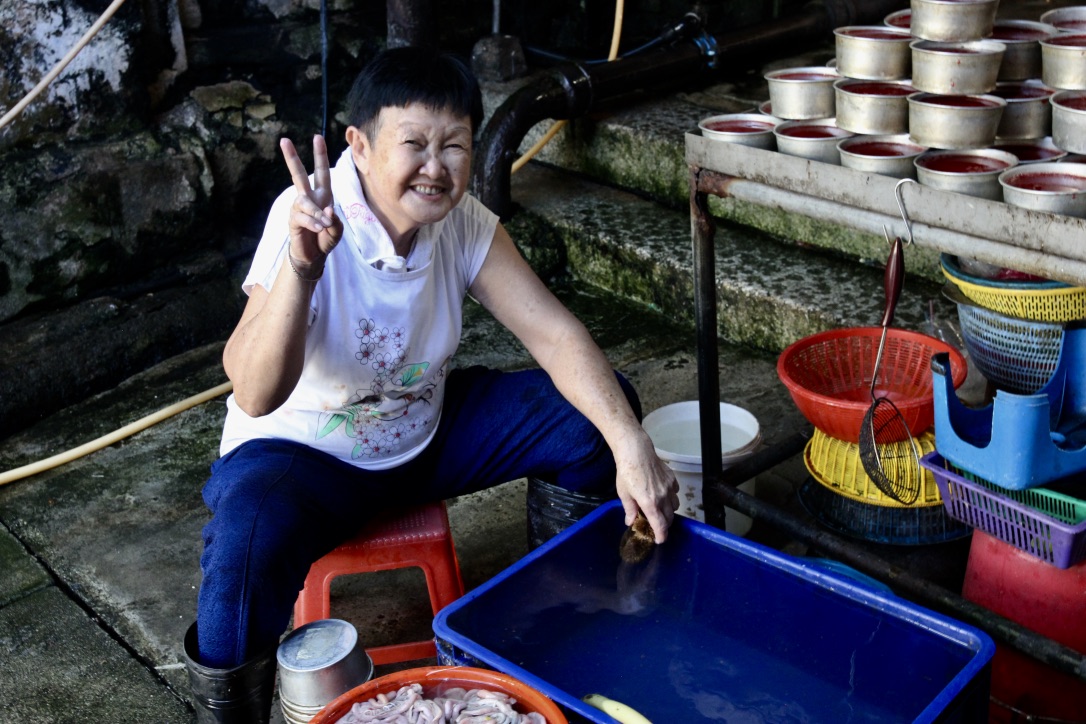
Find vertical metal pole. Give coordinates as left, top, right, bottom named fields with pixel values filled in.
left=691, top=167, right=723, bottom=528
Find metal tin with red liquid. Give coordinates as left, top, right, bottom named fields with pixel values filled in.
left=773, top=119, right=853, bottom=164
left=834, top=78, right=916, bottom=135
left=915, top=148, right=1018, bottom=200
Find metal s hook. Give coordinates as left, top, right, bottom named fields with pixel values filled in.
left=894, top=177, right=916, bottom=245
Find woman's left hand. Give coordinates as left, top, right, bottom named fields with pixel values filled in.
left=613, top=428, right=680, bottom=544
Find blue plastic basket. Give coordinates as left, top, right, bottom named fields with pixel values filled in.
left=955, top=301, right=1064, bottom=394
left=932, top=326, right=1086, bottom=490
left=798, top=477, right=971, bottom=545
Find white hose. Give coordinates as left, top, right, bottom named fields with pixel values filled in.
left=0, top=381, right=233, bottom=487
left=0, top=0, right=130, bottom=131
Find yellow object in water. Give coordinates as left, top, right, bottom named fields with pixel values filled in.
left=583, top=693, right=652, bottom=724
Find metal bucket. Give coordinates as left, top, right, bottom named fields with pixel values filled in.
left=699, top=113, right=781, bottom=150
left=1052, top=90, right=1086, bottom=153
left=910, top=0, right=998, bottom=42
left=991, top=136, right=1067, bottom=165
left=1041, top=6, right=1086, bottom=34
left=999, top=161, right=1086, bottom=217
left=910, top=39, right=1005, bottom=95
left=834, top=78, right=915, bottom=135
left=833, top=26, right=912, bottom=80
left=1042, top=34, right=1086, bottom=90
left=277, top=619, right=374, bottom=724
left=838, top=134, right=927, bottom=179
left=773, top=119, right=852, bottom=164
left=915, top=148, right=1018, bottom=200
left=992, top=80, right=1054, bottom=140
left=764, top=66, right=838, bottom=120
left=908, top=92, right=1006, bottom=149
left=992, top=19, right=1058, bottom=81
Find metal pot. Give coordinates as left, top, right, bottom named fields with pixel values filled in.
left=992, top=19, right=1059, bottom=81
left=833, top=26, right=912, bottom=80
left=834, top=78, right=915, bottom=135
left=910, top=39, right=1005, bottom=95
left=910, top=0, right=998, bottom=42
left=1051, top=90, right=1086, bottom=154
left=764, top=66, right=838, bottom=120
left=999, top=161, right=1086, bottom=217
left=1040, top=7, right=1086, bottom=34
left=1042, top=34, right=1086, bottom=90
left=884, top=9, right=910, bottom=30
left=773, top=119, right=853, bottom=164
left=908, top=92, right=1006, bottom=150
left=699, top=113, right=781, bottom=150
left=838, top=134, right=927, bottom=179
left=277, top=619, right=374, bottom=717
left=991, top=136, right=1068, bottom=165
left=915, top=148, right=1019, bottom=200
left=992, top=80, right=1054, bottom=141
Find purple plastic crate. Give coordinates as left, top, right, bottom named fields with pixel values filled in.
left=920, top=451, right=1086, bottom=568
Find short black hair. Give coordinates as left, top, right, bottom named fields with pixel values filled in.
left=345, top=47, right=484, bottom=140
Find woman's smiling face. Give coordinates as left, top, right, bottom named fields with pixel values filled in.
left=348, top=103, right=473, bottom=248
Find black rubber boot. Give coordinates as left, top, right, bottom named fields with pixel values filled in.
left=183, top=623, right=277, bottom=724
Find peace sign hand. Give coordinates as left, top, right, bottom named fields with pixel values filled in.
left=279, top=135, right=343, bottom=274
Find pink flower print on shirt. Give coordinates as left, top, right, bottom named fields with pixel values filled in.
left=316, top=318, right=443, bottom=458
left=385, top=423, right=408, bottom=448
left=356, top=343, right=376, bottom=365
left=371, top=352, right=394, bottom=378
left=356, top=319, right=377, bottom=344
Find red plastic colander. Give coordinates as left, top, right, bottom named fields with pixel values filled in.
left=777, top=327, right=968, bottom=443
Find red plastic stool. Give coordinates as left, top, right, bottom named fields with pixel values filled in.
left=293, top=500, right=465, bottom=665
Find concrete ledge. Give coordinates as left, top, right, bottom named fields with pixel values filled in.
left=509, top=164, right=948, bottom=353
left=501, top=86, right=951, bottom=285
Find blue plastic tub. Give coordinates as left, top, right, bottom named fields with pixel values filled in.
left=434, top=501, right=994, bottom=723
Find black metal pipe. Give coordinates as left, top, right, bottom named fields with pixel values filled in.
left=703, top=435, right=1086, bottom=683
left=691, top=172, right=723, bottom=523
left=472, top=0, right=908, bottom=215
left=472, top=44, right=706, bottom=215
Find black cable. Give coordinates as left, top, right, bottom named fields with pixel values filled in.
left=524, top=12, right=701, bottom=66
left=320, top=0, right=329, bottom=137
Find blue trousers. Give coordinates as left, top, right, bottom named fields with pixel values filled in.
left=196, top=365, right=639, bottom=667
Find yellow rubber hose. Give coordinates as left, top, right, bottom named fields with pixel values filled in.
left=0, top=381, right=233, bottom=487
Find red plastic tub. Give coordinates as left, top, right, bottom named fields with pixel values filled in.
left=309, top=666, right=567, bottom=724
left=962, top=531, right=1086, bottom=723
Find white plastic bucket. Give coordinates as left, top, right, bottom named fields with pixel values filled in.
left=641, top=401, right=762, bottom=535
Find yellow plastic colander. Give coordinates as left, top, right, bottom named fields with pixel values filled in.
left=941, top=254, right=1086, bottom=323
left=804, top=428, right=942, bottom=508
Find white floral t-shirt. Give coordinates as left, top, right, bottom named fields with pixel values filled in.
left=219, top=149, right=497, bottom=469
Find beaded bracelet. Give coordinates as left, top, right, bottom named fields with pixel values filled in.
left=287, top=249, right=323, bottom=282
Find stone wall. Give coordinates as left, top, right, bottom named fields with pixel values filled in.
left=0, top=0, right=785, bottom=437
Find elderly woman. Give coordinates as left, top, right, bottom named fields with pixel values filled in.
left=184, top=46, right=678, bottom=722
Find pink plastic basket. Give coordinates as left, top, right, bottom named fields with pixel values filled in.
left=920, top=452, right=1086, bottom=568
